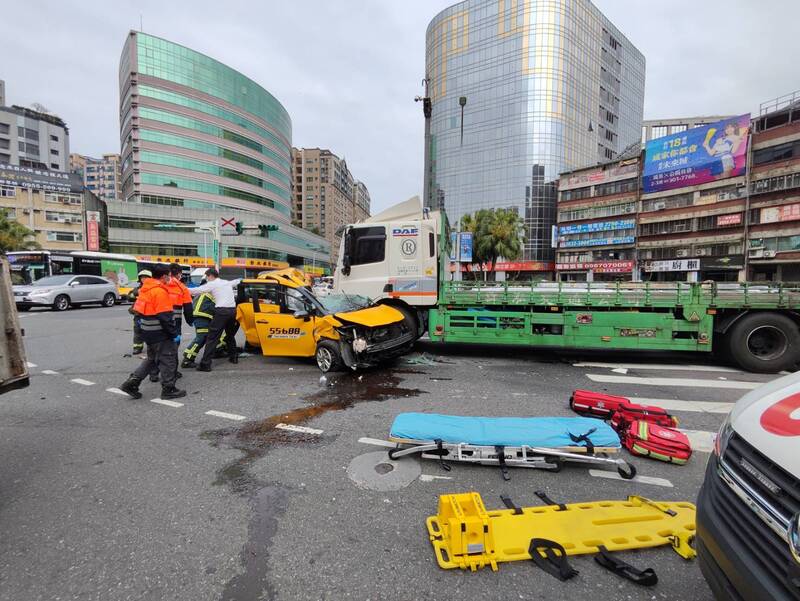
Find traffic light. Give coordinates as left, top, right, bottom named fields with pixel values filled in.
left=258, top=224, right=279, bottom=237
left=235, top=221, right=244, bottom=235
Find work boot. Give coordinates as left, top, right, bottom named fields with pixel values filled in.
left=132, top=346, right=144, bottom=355
left=181, top=359, right=195, bottom=369
left=161, top=385, right=186, bottom=400
left=196, top=364, right=212, bottom=372
left=149, top=373, right=160, bottom=383
left=176, top=371, right=183, bottom=379
left=229, top=355, right=238, bottom=364
left=119, top=375, right=143, bottom=399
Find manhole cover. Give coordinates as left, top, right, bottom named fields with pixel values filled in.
left=347, top=451, right=421, bottom=491
left=374, top=463, right=395, bottom=475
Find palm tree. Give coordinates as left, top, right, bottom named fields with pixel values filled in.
left=484, top=208, right=525, bottom=276
left=0, top=209, right=40, bottom=252
left=460, top=209, right=493, bottom=277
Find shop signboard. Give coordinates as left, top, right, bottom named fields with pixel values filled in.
left=644, top=258, right=701, bottom=272
left=700, top=255, right=744, bottom=270
left=459, top=232, right=473, bottom=263
left=561, top=160, right=639, bottom=191
left=86, top=211, right=100, bottom=252
left=717, top=213, right=742, bottom=226
left=561, top=236, right=635, bottom=248
left=452, top=260, right=554, bottom=273
left=760, top=203, right=800, bottom=224
left=558, top=219, right=635, bottom=235
left=555, top=260, right=634, bottom=273
left=643, top=114, right=751, bottom=193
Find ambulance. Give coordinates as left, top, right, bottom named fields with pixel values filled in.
left=697, top=372, right=800, bottom=600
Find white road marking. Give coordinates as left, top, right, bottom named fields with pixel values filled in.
left=70, top=378, right=95, bottom=386
left=588, top=470, right=674, bottom=487
left=358, top=437, right=397, bottom=449
left=586, top=374, right=761, bottom=390
left=151, top=398, right=184, bottom=408
left=205, top=410, right=246, bottom=421
left=26, top=361, right=37, bottom=368
left=575, top=361, right=740, bottom=373
left=419, top=474, right=453, bottom=482
left=629, top=397, right=733, bottom=414
left=41, top=370, right=59, bottom=375
left=611, top=367, right=628, bottom=374
left=106, top=387, right=128, bottom=396
left=680, top=429, right=717, bottom=453
left=275, top=423, right=323, bottom=435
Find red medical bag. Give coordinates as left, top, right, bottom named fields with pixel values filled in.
left=622, top=420, right=692, bottom=465
left=610, top=402, right=679, bottom=430
left=569, top=390, right=629, bottom=419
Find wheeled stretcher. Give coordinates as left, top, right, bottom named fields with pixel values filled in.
left=388, top=413, right=636, bottom=480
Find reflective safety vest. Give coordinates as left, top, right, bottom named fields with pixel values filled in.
left=193, top=292, right=216, bottom=320
left=166, top=277, right=192, bottom=321
left=132, top=278, right=176, bottom=342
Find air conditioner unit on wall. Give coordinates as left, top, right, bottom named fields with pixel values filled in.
left=676, top=249, right=689, bottom=257
left=695, top=248, right=709, bottom=256
left=749, top=249, right=765, bottom=258
left=763, top=250, right=777, bottom=258
left=654, top=201, right=666, bottom=210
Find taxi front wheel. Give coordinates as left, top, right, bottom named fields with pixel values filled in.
left=316, top=340, right=343, bottom=373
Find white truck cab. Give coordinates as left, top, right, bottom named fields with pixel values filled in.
left=697, top=371, right=800, bottom=600
left=334, top=196, right=440, bottom=335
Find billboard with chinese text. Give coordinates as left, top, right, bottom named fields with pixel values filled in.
left=643, top=114, right=750, bottom=193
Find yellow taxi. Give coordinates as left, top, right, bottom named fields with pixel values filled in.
left=236, top=269, right=415, bottom=372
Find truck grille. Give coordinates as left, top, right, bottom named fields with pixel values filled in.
left=716, top=433, right=800, bottom=599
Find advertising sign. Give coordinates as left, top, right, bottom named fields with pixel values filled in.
left=555, top=260, right=634, bottom=273
left=643, top=114, right=751, bottom=193
left=561, top=160, right=639, bottom=191
left=0, top=163, right=81, bottom=193
left=86, top=210, right=100, bottom=252
left=644, top=259, right=701, bottom=272
left=458, top=232, right=473, bottom=263
left=99, top=259, right=138, bottom=289
left=701, top=255, right=744, bottom=270
left=561, top=236, right=635, bottom=248
left=717, top=213, right=742, bottom=227
left=761, top=203, right=800, bottom=224
left=558, top=219, right=634, bottom=235
left=449, top=232, right=458, bottom=261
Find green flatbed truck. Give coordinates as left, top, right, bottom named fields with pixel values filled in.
left=334, top=198, right=800, bottom=373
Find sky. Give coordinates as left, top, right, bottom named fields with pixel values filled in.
left=2, top=1, right=799, bottom=214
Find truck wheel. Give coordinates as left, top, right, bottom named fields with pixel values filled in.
left=727, top=312, right=800, bottom=373
left=395, top=306, right=423, bottom=339
left=315, top=340, right=343, bottom=373
left=53, top=295, right=70, bottom=312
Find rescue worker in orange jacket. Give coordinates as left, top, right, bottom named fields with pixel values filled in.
left=162, top=263, right=194, bottom=380
left=119, top=264, right=186, bottom=400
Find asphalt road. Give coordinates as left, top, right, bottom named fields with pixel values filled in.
left=0, top=304, right=782, bottom=600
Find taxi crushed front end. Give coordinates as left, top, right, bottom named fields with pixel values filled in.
left=328, top=306, right=416, bottom=370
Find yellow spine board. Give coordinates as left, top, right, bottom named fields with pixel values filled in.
left=426, top=493, right=696, bottom=572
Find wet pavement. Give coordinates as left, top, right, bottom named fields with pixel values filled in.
left=0, top=306, right=781, bottom=600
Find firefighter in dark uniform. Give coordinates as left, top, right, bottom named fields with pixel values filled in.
left=181, top=290, right=228, bottom=368
left=164, top=263, right=193, bottom=379
left=119, top=264, right=186, bottom=400
left=130, top=269, right=152, bottom=355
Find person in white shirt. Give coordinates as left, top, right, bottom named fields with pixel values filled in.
left=189, top=268, right=241, bottom=371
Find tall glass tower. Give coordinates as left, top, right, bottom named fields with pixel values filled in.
left=424, top=0, right=645, bottom=268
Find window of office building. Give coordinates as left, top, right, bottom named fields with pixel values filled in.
left=595, top=178, right=636, bottom=197
left=46, top=231, right=83, bottom=242
left=1, top=185, right=15, bottom=197
left=641, top=192, right=694, bottom=212
left=639, top=218, right=693, bottom=236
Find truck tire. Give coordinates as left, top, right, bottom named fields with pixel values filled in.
left=727, top=312, right=800, bottom=373
left=395, top=305, right=423, bottom=339
left=315, top=340, right=343, bottom=373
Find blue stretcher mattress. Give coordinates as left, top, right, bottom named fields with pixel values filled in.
left=390, top=413, right=620, bottom=449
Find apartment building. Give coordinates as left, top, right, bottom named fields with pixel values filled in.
left=555, top=150, right=640, bottom=282
left=292, top=148, right=370, bottom=264
left=70, top=153, right=122, bottom=201
left=747, top=92, right=800, bottom=281
left=0, top=164, right=86, bottom=251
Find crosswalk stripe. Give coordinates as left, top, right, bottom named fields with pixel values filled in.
left=71, top=378, right=95, bottom=386
left=575, top=361, right=740, bottom=373
left=41, top=370, right=59, bottom=375
left=586, top=374, right=761, bottom=390
left=26, top=362, right=37, bottom=368
left=106, top=388, right=128, bottom=396
left=151, top=398, right=184, bottom=408
left=680, top=429, right=717, bottom=453
left=358, top=437, right=397, bottom=449
left=588, top=470, right=673, bottom=487
left=205, top=410, right=246, bottom=421
left=275, top=423, right=323, bottom=435
left=629, top=397, right=733, bottom=414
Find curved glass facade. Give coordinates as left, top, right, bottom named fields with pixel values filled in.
left=112, top=31, right=330, bottom=270
left=425, top=0, right=645, bottom=264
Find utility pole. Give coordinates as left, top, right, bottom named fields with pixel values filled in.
left=416, top=78, right=432, bottom=209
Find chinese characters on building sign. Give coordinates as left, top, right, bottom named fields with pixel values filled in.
left=0, top=163, right=80, bottom=193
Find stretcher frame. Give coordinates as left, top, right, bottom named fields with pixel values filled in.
left=387, top=435, right=636, bottom=480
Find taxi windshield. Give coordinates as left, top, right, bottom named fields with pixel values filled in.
left=317, top=293, right=371, bottom=314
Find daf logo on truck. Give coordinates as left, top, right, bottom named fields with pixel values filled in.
left=392, top=227, right=418, bottom=237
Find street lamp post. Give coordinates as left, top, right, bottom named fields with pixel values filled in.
left=155, top=221, right=220, bottom=269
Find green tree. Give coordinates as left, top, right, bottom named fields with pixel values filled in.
left=460, top=208, right=525, bottom=280
left=0, top=209, right=39, bottom=252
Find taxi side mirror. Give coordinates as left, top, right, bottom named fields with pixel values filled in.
left=293, top=309, right=310, bottom=321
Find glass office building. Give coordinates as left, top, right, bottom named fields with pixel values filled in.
left=113, top=32, right=330, bottom=268
left=425, top=0, right=645, bottom=268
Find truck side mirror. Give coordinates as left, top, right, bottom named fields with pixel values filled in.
left=341, top=227, right=352, bottom=276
